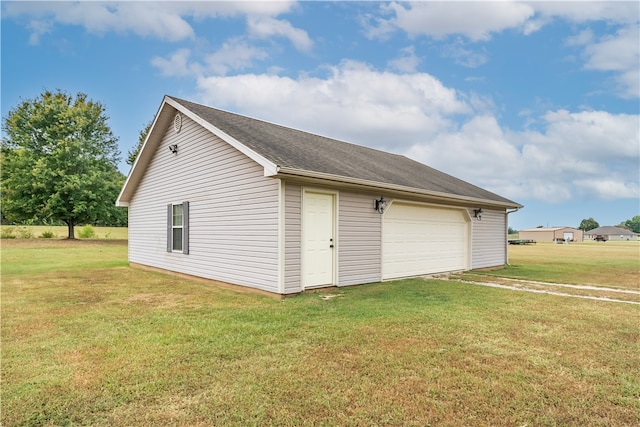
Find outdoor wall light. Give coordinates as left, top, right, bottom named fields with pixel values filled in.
left=473, top=208, right=483, bottom=221
left=169, top=144, right=178, bottom=154
left=374, top=197, right=386, bottom=214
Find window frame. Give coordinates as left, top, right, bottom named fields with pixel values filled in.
left=167, top=201, right=189, bottom=254
left=172, top=203, right=184, bottom=252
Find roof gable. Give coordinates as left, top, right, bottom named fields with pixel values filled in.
left=118, top=96, right=521, bottom=208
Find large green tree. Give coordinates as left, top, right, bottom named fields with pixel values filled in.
left=578, top=217, right=599, bottom=231
left=1, top=90, right=123, bottom=238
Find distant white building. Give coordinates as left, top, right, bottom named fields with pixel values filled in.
left=584, top=226, right=639, bottom=241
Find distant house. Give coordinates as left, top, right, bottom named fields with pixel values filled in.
left=117, top=95, right=522, bottom=295
left=584, top=226, right=639, bottom=241
left=518, top=227, right=583, bottom=242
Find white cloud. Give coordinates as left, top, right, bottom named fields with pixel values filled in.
left=573, top=178, right=639, bottom=200
left=359, top=8, right=397, bottom=41
left=364, top=1, right=638, bottom=99
left=521, top=17, right=548, bottom=36
left=196, top=60, right=469, bottom=152
left=537, top=110, right=640, bottom=161
left=407, top=115, right=532, bottom=197
left=368, top=1, right=535, bottom=41
left=247, top=16, right=313, bottom=52
left=365, top=1, right=638, bottom=42
left=565, top=29, right=594, bottom=47
left=387, top=46, right=421, bottom=73
left=204, top=38, right=269, bottom=75
left=26, top=19, right=53, bottom=45
left=151, top=48, right=199, bottom=77
left=529, top=1, right=639, bottom=25
left=582, top=25, right=640, bottom=98
left=441, top=38, right=488, bottom=68
left=151, top=38, right=274, bottom=78
left=405, top=108, right=638, bottom=202
left=501, top=109, right=639, bottom=201
left=2, top=1, right=302, bottom=44
left=6, top=0, right=313, bottom=82
left=4, top=2, right=196, bottom=41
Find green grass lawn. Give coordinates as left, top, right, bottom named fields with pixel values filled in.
left=0, top=239, right=128, bottom=275
left=494, top=241, right=640, bottom=289
left=2, top=240, right=639, bottom=426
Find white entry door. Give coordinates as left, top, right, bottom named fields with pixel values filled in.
left=302, top=192, right=335, bottom=289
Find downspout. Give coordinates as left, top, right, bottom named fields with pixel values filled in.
left=505, top=207, right=521, bottom=265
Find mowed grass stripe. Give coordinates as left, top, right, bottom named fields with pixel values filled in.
left=455, top=274, right=640, bottom=304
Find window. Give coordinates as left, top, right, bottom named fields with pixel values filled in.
left=167, top=202, right=189, bottom=254
left=172, top=204, right=183, bottom=251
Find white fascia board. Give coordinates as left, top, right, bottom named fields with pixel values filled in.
left=163, top=97, right=279, bottom=177
left=276, top=166, right=522, bottom=210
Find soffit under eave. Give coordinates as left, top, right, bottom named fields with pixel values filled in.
left=275, top=170, right=522, bottom=210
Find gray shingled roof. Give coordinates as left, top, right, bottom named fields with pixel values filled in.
left=585, top=226, right=638, bottom=235
left=170, top=96, right=519, bottom=207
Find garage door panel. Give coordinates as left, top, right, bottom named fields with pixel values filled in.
left=382, top=203, right=468, bottom=280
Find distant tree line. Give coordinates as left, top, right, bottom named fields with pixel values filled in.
left=510, top=216, right=640, bottom=234
left=578, top=216, right=640, bottom=233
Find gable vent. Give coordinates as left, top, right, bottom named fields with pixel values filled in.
left=173, top=113, right=182, bottom=133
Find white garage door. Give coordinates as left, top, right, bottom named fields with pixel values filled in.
left=382, top=203, right=469, bottom=280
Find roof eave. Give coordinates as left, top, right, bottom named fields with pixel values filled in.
left=276, top=166, right=522, bottom=209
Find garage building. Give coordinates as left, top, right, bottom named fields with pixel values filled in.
left=117, top=96, right=522, bottom=295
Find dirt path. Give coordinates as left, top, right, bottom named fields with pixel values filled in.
left=449, top=276, right=640, bottom=305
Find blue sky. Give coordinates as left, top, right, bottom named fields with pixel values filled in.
left=2, top=1, right=639, bottom=230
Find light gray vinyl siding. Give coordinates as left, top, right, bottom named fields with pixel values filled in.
left=283, top=182, right=302, bottom=294
left=337, top=191, right=382, bottom=286
left=471, top=208, right=507, bottom=269
left=128, top=113, right=280, bottom=293
left=283, top=186, right=382, bottom=291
